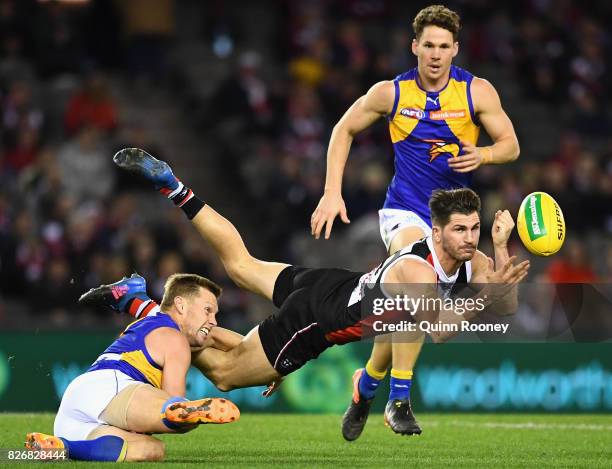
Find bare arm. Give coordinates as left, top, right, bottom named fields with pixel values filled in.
left=449, top=78, right=520, bottom=173
left=209, top=327, right=244, bottom=352
left=147, top=328, right=191, bottom=396
left=386, top=261, right=489, bottom=343
left=385, top=251, right=528, bottom=343
left=471, top=210, right=528, bottom=315
left=311, top=80, right=395, bottom=239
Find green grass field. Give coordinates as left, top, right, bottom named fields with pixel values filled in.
left=1, top=413, right=611, bottom=468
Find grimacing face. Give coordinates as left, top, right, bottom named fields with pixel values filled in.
left=412, top=25, right=458, bottom=86
left=438, top=212, right=480, bottom=262
left=175, top=287, right=219, bottom=347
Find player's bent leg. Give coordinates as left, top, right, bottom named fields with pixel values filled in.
left=190, top=206, right=289, bottom=301
left=384, top=225, right=428, bottom=436
left=113, top=148, right=289, bottom=302
left=101, top=383, right=238, bottom=434
left=341, top=335, right=391, bottom=441
left=87, top=425, right=165, bottom=462
left=388, top=225, right=428, bottom=255
left=391, top=335, right=424, bottom=370
left=192, top=326, right=281, bottom=391
left=25, top=430, right=131, bottom=462
left=369, top=335, right=392, bottom=372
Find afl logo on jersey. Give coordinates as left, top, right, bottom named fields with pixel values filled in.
left=400, top=108, right=425, bottom=120
left=423, top=139, right=460, bottom=162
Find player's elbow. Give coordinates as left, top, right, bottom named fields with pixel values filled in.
left=332, top=119, right=354, bottom=140
left=510, top=140, right=520, bottom=161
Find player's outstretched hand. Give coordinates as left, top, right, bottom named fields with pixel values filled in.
left=487, top=256, right=530, bottom=286
left=448, top=139, right=486, bottom=173
left=311, top=192, right=350, bottom=240
left=262, top=377, right=284, bottom=397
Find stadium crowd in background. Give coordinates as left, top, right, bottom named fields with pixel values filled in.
left=0, top=0, right=610, bottom=330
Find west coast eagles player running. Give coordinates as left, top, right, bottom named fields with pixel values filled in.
left=25, top=274, right=239, bottom=462
left=310, top=5, right=520, bottom=438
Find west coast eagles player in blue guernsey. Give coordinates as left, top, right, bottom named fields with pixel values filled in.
left=310, top=5, right=520, bottom=439
left=25, top=274, right=240, bottom=462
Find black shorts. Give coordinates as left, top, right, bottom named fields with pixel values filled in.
left=257, top=265, right=360, bottom=376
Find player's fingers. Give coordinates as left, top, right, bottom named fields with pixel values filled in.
left=508, top=268, right=528, bottom=285
left=500, top=210, right=513, bottom=223
left=503, top=256, right=517, bottom=272
left=452, top=163, right=479, bottom=173
left=311, top=212, right=324, bottom=235
left=324, top=216, right=335, bottom=239
left=508, top=261, right=530, bottom=283
left=313, top=217, right=326, bottom=239
left=448, top=154, right=474, bottom=164
left=448, top=159, right=477, bottom=170
left=513, top=272, right=528, bottom=285
left=340, top=207, right=351, bottom=224
left=310, top=213, right=319, bottom=234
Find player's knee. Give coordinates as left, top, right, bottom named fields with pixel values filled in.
left=214, top=375, right=236, bottom=392
left=204, top=366, right=235, bottom=392
left=143, top=440, right=165, bottom=461
left=225, top=259, right=252, bottom=288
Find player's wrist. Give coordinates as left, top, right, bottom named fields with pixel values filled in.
left=480, top=146, right=494, bottom=164
left=323, top=187, right=342, bottom=196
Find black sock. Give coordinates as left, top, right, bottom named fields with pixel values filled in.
left=169, top=185, right=193, bottom=206
left=167, top=184, right=204, bottom=220
left=180, top=195, right=205, bottom=220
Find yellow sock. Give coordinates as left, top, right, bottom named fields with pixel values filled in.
left=390, top=368, right=413, bottom=380
left=365, top=359, right=388, bottom=380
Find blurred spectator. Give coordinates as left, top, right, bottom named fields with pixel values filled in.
left=546, top=239, right=598, bottom=283
left=3, top=126, right=39, bottom=173
left=210, top=51, right=277, bottom=135
left=116, top=0, right=175, bottom=81
left=64, top=73, right=118, bottom=135
left=56, top=126, right=114, bottom=201
left=33, top=0, right=83, bottom=78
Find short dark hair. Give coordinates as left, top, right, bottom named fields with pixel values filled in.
left=160, top=273, right=222, bottom=310
left=413, top=5, right=461, bottom=41
left=429, top=188, right=481, bottom=227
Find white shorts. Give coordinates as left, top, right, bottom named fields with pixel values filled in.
left=54, top=369, right=139, bottom=441
left=378, top=209, right=432, bottom=251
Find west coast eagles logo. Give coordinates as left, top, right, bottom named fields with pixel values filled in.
left=423, top=139, right=460, bottom=162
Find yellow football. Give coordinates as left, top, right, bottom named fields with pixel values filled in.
left=516, top=192, right=565, bottom=256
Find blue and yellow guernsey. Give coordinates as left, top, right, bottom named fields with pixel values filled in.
left=385, top=65, right=481, bottom=225
left=88, top=313, right=179, bottom=388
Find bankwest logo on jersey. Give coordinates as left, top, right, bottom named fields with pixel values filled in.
left=423, top=139, right=460, bottom=162
left=429, top=109, right=466, bottom=120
